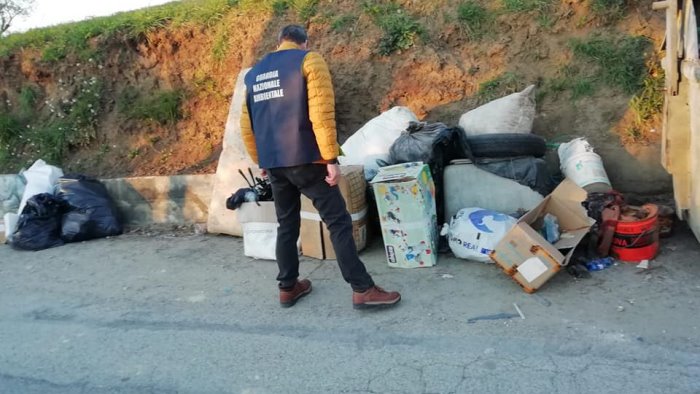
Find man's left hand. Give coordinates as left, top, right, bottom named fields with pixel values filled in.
left=325, top=163, right=340, bottom=186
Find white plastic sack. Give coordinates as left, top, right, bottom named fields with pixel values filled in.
left=18, top=159, right=63, bottom=214
left=3, top=212, right=19, bottom=243
left=0, top=175, right=25, bottom=216
left=442, top=207, right=517, bottom=263
left=242, top=222, right=278, bottom=260
left=207, top=68, right=258, bottom=237
left=242, top=223, right=301, bottom=260
left=339, top=107, right=418, bottom=179
left=458, top=85, right=536, bottom=137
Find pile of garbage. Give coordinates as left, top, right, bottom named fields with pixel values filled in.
left=1, top=160, right=123, bottom=250
left=331, top=84, right=667, bottom=292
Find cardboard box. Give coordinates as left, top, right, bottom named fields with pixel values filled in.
left=237, top=201, right=279, bottom=260
left=490, top=179, right=592, bottom=293
left=0, top=220, right=6, bottom=244
left=300, top=165, right=368, bottom=260
left=371, top=162, right=438, bottom=268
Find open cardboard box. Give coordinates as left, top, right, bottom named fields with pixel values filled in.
left=490, top=179, right=593, bottom=293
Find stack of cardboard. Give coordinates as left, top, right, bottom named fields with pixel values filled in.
left=371, top=162, right=438, bottom=268
left=300, top=165, right=367, bottom=260
left=490, top=180, right=592, bottom=292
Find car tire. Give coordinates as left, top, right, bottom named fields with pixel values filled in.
left=466, top=133, right=547, bottom=158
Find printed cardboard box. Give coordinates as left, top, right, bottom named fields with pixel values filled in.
left=300, top=165, right=368, bottom=260
left=490, top=179, right=592, bottom=293
left=371, top=162, right=438, bottom=268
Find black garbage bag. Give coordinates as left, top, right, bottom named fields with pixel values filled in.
left=389, top=121, right=448, bottom=165
left=11, top=193, right=67, bottom=251
left=56, top=175, right=123, bottom=242
left=226, top=188, right=259, bottom=210
left=475, top=156, right=556, bottom=196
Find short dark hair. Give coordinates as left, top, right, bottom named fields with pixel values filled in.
left=278, top=25, right=308, bottom=45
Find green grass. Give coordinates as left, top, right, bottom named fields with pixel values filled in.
left=265, top=0, right=318, bottom=19
left=501, top=0, right=555, bottom=28
left=211, top=24, right=230, bottom=62
left=271, top=0, right=289, bottom=15
left=501, top=0, right=552, bottom=13
left=0, top=113, right=23, bottom=146
left=294, top=0, right=319, bottom=21
left=544, top=65, right=596, bottom=100
left=629, top=70, right=664, bottom=125
left=0, top=77, right=105, bottom=167
left=591, top=0, right=627, bottom=23
left=0, top=0, right=237, bottom=61
left=364, top=2, right=424, bottom=55
left=570, top=34, right=650, bottom=94
left=625, top=62, right=664, bottom=141
left=18, top=86, right=39, bottom=118
left=120, top=88, right=185, bottom=125
left=331, top=14, right=358, bottom=32
left=457, top=1, right=493, bottom=41
left=39, top=78, right=105, bottom=162
left=477, top=72, right=523, bottom=103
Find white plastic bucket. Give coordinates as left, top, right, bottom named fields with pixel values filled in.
left=561, top=152, right=611, bottom=190
left=558, top=138, right=611, bottom=191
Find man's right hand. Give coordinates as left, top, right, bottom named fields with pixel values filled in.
left=260, top=169, right=267, bottom=178
left=325, top=164, right=340, bottom=186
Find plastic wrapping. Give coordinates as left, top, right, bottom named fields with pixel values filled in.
left=18, top=159, right=64, bottom=214
left=56, top=175, right=123, bottom=242
left=11, top=193, right=67, bottom=251
left=475, top=156, right=555, bottom=196
left=0, top=175, right=25, bottom=216
left=388, top=122, right=448, bottom=165
left=339, top=106, right=418, bottom=180
left=442, top=208, right=517, bottom=263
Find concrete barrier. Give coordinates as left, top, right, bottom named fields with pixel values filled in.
left=101, top=175, right=213, bottom=226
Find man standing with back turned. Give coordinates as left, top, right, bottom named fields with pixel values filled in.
left=240, top=25, right=401, bottom=310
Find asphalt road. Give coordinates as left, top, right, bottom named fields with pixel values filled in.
left=1, top=227, right=699, bottom=393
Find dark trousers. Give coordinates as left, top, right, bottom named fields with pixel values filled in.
left=267, top=164, right=375, bottom=292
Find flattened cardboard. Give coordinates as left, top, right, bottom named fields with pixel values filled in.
left=300, top=166, right=368, bottom=260
left=491, top=179, right=592, bottom=292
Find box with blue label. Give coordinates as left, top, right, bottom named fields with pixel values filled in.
left=371, top=162, right=438, bottom=268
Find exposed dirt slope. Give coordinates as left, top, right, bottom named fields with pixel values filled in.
left=0, top=0, right=665, bottom=184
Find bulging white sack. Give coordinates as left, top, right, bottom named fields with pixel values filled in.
left=18, top=159, right=63, bottom=214
left=339, top=107, right=418, bottom=179
left=458, top=85, right=536, bottom=136
left=443, top=207, right=517, bottom=263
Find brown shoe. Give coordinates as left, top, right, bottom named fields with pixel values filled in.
left=352, top=286, right=401, bottom=310
left=279, top=279, right=312, bottom=308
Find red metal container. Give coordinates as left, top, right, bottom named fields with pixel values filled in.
left=611, top=204, right=660, bottom=262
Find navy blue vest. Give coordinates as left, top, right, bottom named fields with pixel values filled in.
left=244, top=49, right=322, bottom=168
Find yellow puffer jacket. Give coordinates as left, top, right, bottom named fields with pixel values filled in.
left=240, top=41, right=339, bottom=166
